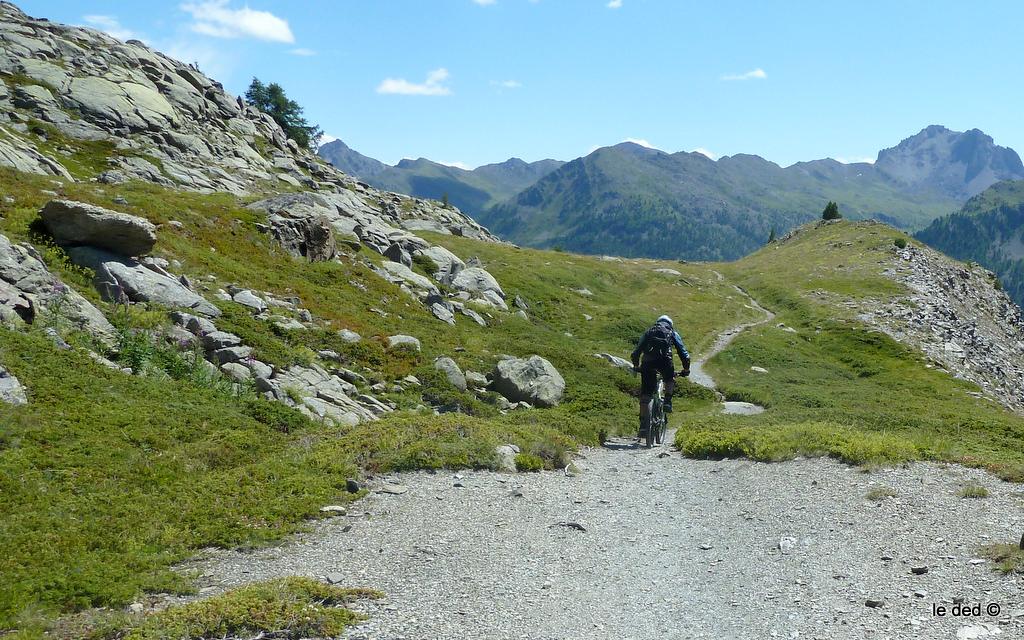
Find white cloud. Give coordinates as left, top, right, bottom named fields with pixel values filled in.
left=607, top=0, right=623, bottom=8
left=318, top=134, right=339, bottom=147
left=692, top=147, right=717, bottom=159
left=180, top=0, right=294, bottom=43
left=289, top=47, right=316, bottom=56
left=439, top=160, right=472, bottom=170
left=624, top=137, right=654, bottom=148
left=473, top=0, right=497, bottom=5
left=162, top=39, right=234, bottom=80
left=377, top=68, right=452, bottom=96
left=82, top=15, right=138, bottom=41
left=491, top=79, right=522, bottom=89
left=721, top=68, right=767, bottom=81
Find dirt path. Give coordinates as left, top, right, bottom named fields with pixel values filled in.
left=187, top=279, right=1021, bottom=639
left=192, top=453, right=1022, bottom=639
left=688, top=276, right=775, bottom=414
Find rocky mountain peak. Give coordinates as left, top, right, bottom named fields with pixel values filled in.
left=875, top=125, right=1024, bottom=199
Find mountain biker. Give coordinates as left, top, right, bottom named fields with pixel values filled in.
left=631, top=315, right=690, bottom=436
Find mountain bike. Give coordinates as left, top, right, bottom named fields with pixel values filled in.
left=634, top=370, right=679, bottom=448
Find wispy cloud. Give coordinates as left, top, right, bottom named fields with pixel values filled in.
left=180, top=0, right=294, bottom=43
left=491, top=79, right=522, bottom=89
left=319, top=134, right=339, bottom=147
left=607, top=0, right=623, bottom=8
left=377, top=68, right=452, bottom=96
left=721, top=68, right=767, bottom=81
left=82, top=15, right=138, bottom=41
left=162, top=39, right=235, bottom=79
left=692, top=147, right=717, bottom=159
left=289, top=47, right=316, bottom=56
left=472, top=0, right=497, bottom=5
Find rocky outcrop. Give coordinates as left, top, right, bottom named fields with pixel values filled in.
left=68, top=246, right=220, bottom=317
left=40, top=200, right=156, bottom=257
left=0, top=365, right=27, bottom=405
left=0, top=232, right=116, bottom=344
left=0, top=2, right=500, bottom=245
left=491, top=356, right=565, bottom=408
left=857, top=243, right=1024, bottom=413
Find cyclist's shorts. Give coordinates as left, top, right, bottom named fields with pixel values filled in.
left=640, top=358, right=674, bottom=397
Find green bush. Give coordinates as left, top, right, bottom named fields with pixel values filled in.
left=894, top=237, right=907, bottom=249
left=515, top=452, right=544, bottom=472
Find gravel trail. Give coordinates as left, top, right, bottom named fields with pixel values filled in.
left=187, top=288, right=1022, bottom=639
left=191, top=451, right=1022, bottom=640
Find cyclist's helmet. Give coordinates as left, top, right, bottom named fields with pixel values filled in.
left=657, top=314, right=673, bottom=328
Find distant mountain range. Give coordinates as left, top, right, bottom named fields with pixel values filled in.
left=916, top=179, right=1024, bottom=306
left=320, top=126, right=1024, bottom=261
left=318, top=140, right=562, bottom=214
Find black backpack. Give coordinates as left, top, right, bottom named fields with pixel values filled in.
left=643, top=322, right=673, bottom=358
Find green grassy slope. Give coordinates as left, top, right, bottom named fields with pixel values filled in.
left=916, top=180, right=1024, bottom=305
left=0, top=167, right=751, bottom=632
left=676, top=220, right=1024, bottom=480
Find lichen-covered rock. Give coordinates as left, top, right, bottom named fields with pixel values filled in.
left=68, top=246, right=220, bottom=317
left=40, top=200, right=156, bottom=257
left=491, top=355, right=565, bottom=408
left=0, top=233, right=116, bottom=345
left=387, top=335, right=421, bottom=351
left=0, top=365, right=27, bottom=405
left=434, top=357, right=467, bottom=391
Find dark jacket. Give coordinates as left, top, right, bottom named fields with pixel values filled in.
left=632, top=321, right=690, bottom=369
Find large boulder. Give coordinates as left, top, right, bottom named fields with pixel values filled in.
left=68, top=247, right=221, bottom=317
left=452, top=267, right=505, bottom=299
left=40, top=200, right=157, bottom=257
left=265, top=213, right=337, bottom=262
left=0, top=233, right=116, bottom=345
left=491, top=355, right=565, bottom=408
left=414, top=246, right=465, bottom=285
left=434, top=356, right=467, bottom=391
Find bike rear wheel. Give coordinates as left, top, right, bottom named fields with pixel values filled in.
left=646, top=398, right=661, bottom=448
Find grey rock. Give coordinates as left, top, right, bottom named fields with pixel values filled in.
left=0, top=366, right=28, bottom=405
left=387, top=335, right=421, bottom=351
left=465, top=371, right=488, bottom=388
left=211, top=346, right=253, bottom=365
left=201, top=330, right=242, bottom=351
left=430, top=301, right=456, bottom=325
left=434, top=357, right=467, bottom=391
left=461, top=307, right=487, bottom=327
left=414, top=245, right=465, bottom=284
left=381, top=260, right=437, bottom=294
left=0, top=235, right=117, bottom=345
left=494, top=444, right=519, bottom=472
left=68, top=246, right=221, bottom=317
left=220, top=362, right=251, bottom=381
left=232, top=289, right=267, bottom=312
left=491, top=355, right=566, bottom=408
left=247, top=360, right=273, bottom=380
left=39, top=200, right=156, bottom=257
left=452, top=267, right=505, bottom=299
left=338, top=329, right=361, bottom=343
left=595, top=353, right=633, bottom=370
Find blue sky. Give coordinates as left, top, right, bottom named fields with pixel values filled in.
left=19, top=0, right=1024, bottom=169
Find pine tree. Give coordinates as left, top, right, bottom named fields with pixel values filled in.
left=822, top=201, right=841, bottom=220
left=767, top=227, right=777, bottom=243
left=244, top=78, right=323, bottom=149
